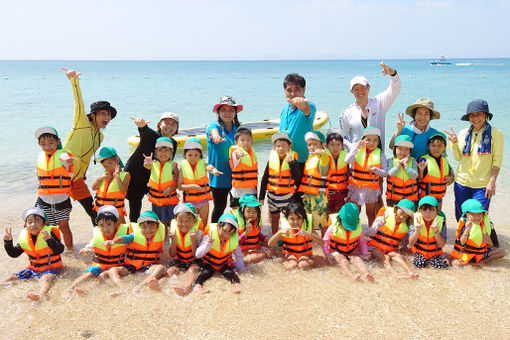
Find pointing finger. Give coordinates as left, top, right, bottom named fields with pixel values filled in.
left=61, top=67, right=68, bottom=72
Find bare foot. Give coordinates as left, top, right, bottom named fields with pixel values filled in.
left=75, top=288, right=87, bottom=295
left=148, top=278, right=162, bottom=291
left=173, top=285, right=192, bottom=296
left=27, top=292, right=41, bottom=301
left=110, top=291, right=123, bottom=298
left=410, top=272, right=419, bottom=279
left=350, top=273, right=361, bottom=281
left=194, top=285, right=211, bottom=294
left=61, top=291, right=73, bottom=301
left=364, top=272, right=375, bottom=281
left=232, top=283, right=242, bottom=294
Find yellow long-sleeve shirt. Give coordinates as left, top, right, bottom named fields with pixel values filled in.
left=450, top=125, right=503, bottom=188
left=62, top=77, right=103, bottom=181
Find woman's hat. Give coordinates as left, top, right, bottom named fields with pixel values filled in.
left=173, top=203, right=198, bottom=218
left=159, top=112, right=179, bottom=124
left=155, top=137, right=174, bottom=149
left=137, top=211, right=159, bottom=224
left=304, top=131, right=325, bottom=143
left=239, top=194, right=261, bottom=208
left=218, top=213, right=239, bottom=230
left=461, top=199, right=486, bottom=217
left=394, top=135, right=414, bottom=148
left=338, top=202, right=360, bottom=231
left=271, top=131, right=292, bottom=144
left=418, top=195, right=439, bottom=209
left=396, top=199, right=416, bottom=217
left=405, top=98, right=440, bottom=120
left=362, top=126, right=381, bottom=137
left=462, top=99, right=492, bottom=121
left=212, top=95, right=243, bottom=113
left=90, top=101, right=117, bottom=119
left=97, top=147, right=124, bottom=168
left=184, top=137, right=203, bottom=150
left=22, top=207, right=47, bottom=222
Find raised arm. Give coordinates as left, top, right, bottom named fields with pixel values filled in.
left=375, top=62, right=401, bottom=117
left=61, top=68, right=87, bottom=128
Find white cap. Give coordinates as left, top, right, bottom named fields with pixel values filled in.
left=97, top=205, right=120, bottom=220
left=35, top=126, right=58, bottom=139
left=159, top=112, right=179, bottom=124
left=22, top=207, right=47, bottom=222
left=350, top=76, right=369, bottom=90
left=362, top=127, right=381, bottom=137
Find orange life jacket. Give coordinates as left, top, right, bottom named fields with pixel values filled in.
left=267, top=150, right=298, bottom=195
left=37, top=150, right=73, bottom=195
left=411, top=213, right=445, bottom=259
left=386, top=157, right=418, bottom=201
left=18, top=225, right=63, bottom=272
left=180, top=159, right=213, bottom=203
left=328, top=150, right=349, bottom=191
left=202, top=224, right=239, bottom=271
left=229, top=146, right=258, bottom=189
left=280, top=214, right=313, bottom=258
left=348, top=147, right=381, bottom=189
left=450, top=215, right=491, bottom=264
left=234, top=209, right=262, bottom=251
left=94, top=171, right=129, bottom=216
left=418, top=154, right=449, bottom=200
left=92, top=223, right=131, bottom=270
left=169, top=219, right=200, bottom=263
left=124, top=222, right=165, bottom=270
left=328, top=215, right=362, bottom=256
left=368, top=207, right=410, bottom=254
left=299, top=152, right=332, bottom=195
left=148, top=160, right=179, bottom=206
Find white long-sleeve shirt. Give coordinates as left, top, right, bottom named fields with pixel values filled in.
left=339, top=74, right=401, bottom=152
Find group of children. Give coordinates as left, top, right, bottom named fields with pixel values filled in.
left=2, top=101, right=507, bottom=301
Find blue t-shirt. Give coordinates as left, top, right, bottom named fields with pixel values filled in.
left=400, top=125, right=439, bottom=160
left=279, top=102, right=316, bottom=163
left=206, top=121, right=237, bottom=188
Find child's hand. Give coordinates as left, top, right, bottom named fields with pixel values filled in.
left=113, top=164, right=121, bottom=177
left=356, top=139, right=367, bottom=149
left=362, top=253, right=371, bottom=261
left=414, top=217, right=423, bottom=232
left=286, top=97, right=309, bottom=107
left=41, top=230, right=51, bottom=241
left=310, top=149, right=324, bottom=156
left=207, top=236, right=214, bottom=245
left=143, top=153, right=154, bottom=167
left=102, top=240, right=116, bottom=247
left=430, top=219, right=439, bottom=234
left=464, top=218, right=473, bottom=231
left=129, top=116, right=150, bottom=128
left=443, top=126, right=458, bottom=144
left=418, top=159, right=428, bottom=172
left=79, top=247, right=93, bottom=255
left=168, top=231, right=177, bottom=243
left=396, top=112, right=406, bottom=134
left=286, top=152, right=294, bottom=162
left=101, top=173, right=113, bottom=182
left=189, top=232, right=198, bottom=245
left=4, top=227, right=12, bottom=241
left=368, top=166, right=378, bottom=173
left=162, top=186, right=174, bottom=197
left=482, top=232, right=491, bottom=244
left=399, top=156, right=409, bottom=169
left=61, top=67, right=81, bottom=80
left=380, top=61, right=396, bottom=76
left=233, top=148, right=248, bottom=160
left=297, top=230, right=310, bottom=238
left=188, top=184, right=203, bottom=192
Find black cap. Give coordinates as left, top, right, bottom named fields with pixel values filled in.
left=90, top=101, right=117, bottom=119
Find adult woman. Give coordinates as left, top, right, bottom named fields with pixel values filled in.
left=389, top=98, right=440, bottom=159
left=207, top=96, right=242, bottom=223
left=124, top=112, right=179, bottom=222
left=444, top=99, right=503, bottom=246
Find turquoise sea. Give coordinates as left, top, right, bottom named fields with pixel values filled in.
left=1, top=59, right=509, bottom=205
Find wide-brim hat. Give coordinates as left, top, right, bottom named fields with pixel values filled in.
left=396, top=199, right=416, bottom=216
left=405, top=98, right=440, bottom=120
left=137, top=211, right=159, bottom=224
left=218, top=213, right=239, bottom=230
left=418, top=195, right=439, bottom=209
left=184, top=137, right=203, bottom=150
left=155, top=137, right=175, bottom=149
left=90, top=101, right=117, bottom=119
left=461, top=199, right=486, bottom=217
left=461, top=99, right=492, bottom=121
left=394, top=135, right=414, bottom=149
left=338, top=202, right=360, bottom=231
left=213, top=95, right=243, bottom=113
left=97, top=147, right=124, bottom=168
left=22, top=207, right=47, bottom=222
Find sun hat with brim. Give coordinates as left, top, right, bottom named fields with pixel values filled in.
left=155, top=137, right=174, bottom=149
left=213, top=95, right=243, bottom=113
left=271, top=131, right=292, bottom=144
left=184, top=137, right=203, bottom=150
left=405, top=98, right=440, bottom=120
left=35, top=126, right=62, bottom=149
left=394, top=135, right=414, bottom=149
left=97, top=147, right=124, bottom=168
left=173, top=203, right=198, bottom=218
left=90, top=101, right=117, bottom=119
left=218, top=213, right=239, bottom=230
left=350, top=76, right=369, bottom=90
left=326, top=128, right=343, bottom=138
left=396, top=199, right=416, bottom=217
left=22, top=207, right=47, bottom=222
left=362, top=126, right=381, bottom=137
left=418, top=195, right=439, bottom=209
left=239, top=194, right=261, bottom=208
left=305, top=131, right=325, bottom=143
left=97, top=205, right=120, bottom=220
left=428, top=132, right=447, bottom=143
left=462, top=99, right=492, bottom=121
left=461, top=199, right=486, bottom=217
left=159, top=112, right=179, bottom=124
left=137, top=211, right=159, bottom=224
left=338, top=202, right=360, bottom=231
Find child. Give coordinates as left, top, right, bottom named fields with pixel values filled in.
left=194, top=213, right=245, bottom=294
left=3, top=207, right=64, bottom=301
left=386, top=135, right=419, bottom=207
left=103, top=211, right=166, bottom=296
left=92, top=147, right=130, bottom=224
left=367, top=199, right=419, bottom=279
left=345, top=126, right=387, bottom=227
left=268, top=203, right=324, bottom=270
left=63, top=206, right=131, bottom=298
left=418, top=132, right=454, bottom=209
left=408, top=196, right=449, bottom=269
left=450, top=199, right=506, bottom=266
left=298, top=131, right=332, bottom=233
left=323, top=203, right=374, bottom=281
left=233, top=194, right=273, bottom=264
left=179, top=137, right=221, bottom=225
left=229, top=126, right=258, bottom=208
left=34, top=126, right=75, bottom=251
left=326, top=128, right=349, bottom=214
left=143, top=137, right=179, bottom=225
left=259, top=131, right=301, bottom=234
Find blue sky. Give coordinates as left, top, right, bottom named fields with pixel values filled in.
left=1, top=0, right=508, bottom=60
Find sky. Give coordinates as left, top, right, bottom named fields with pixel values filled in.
left=1, top=0, right=509, bottom=60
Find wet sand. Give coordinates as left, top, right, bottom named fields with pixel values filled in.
left=1, top=190, right=509, bottom=339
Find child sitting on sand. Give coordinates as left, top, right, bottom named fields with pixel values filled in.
left=2, top=207, right=64, bottom=301
left=92, top=147, right=130, bottom=224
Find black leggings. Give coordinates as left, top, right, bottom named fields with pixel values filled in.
left=210, top=187, right=231, bottom=223
left=195, top=262, right=240, bottom=285
left=126, top=179, right=149, bottom=222
left=78, top=196, right=97, bottom=227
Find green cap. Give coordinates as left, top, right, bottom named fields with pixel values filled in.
left=173, top=203, right=198, bottom=218
left=239, top=194, right=261, bottom=207
left=137, top=211, right=159, bottom=224
left=394, top=135, right=414, bottom=149
left=218, top=213, right=239, bottom=230
left=396, top=199, right=416, bottom=216
left=338, top=202, right=360, bottom=231
left=97, top=147, right=124, bottom=168
left=155, top=137, right=174, bottom=149
left=461, top=199, right=486, bottom=216
left=304, top=131, right=325, bottom=143
left=428, top=132, right=447, bottom=143
left=418, top=195, right=439, bottom=209
left=184, top=137, right=203, bottom=150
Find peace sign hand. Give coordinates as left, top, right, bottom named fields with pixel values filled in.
left=143, top=153, right=154, bottom=166
left=443, top=126, right=458, bottom=144
left=4, top=227, right=12, bottom=241
left=129, top=117, right=150, bottom=128
left=61, top=67, right=81, bottom=80
left=396, top=112, right=406, bottom=133
left=41, top=230, right=51, bottom=241
left=418, top=159, right=428, bottom=172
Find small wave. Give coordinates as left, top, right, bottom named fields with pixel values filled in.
left=455, top=63, right=472, bottom=66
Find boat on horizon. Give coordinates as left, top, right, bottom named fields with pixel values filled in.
left=430, top=56, right=452, bottom=65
